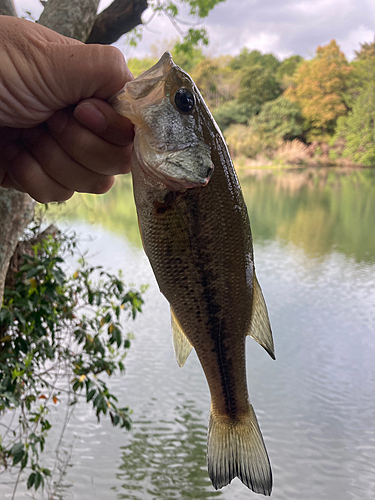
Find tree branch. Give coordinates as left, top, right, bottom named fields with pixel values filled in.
left=86, top=0, right=148, bottom=45
left=38, top=0, right=100, bottom=42
left=0, top=0, right=16, bottom=17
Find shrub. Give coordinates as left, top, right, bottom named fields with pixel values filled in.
left=250, top=96, right=304, bottom=144
left=213, top=100, right=250, bottom=131
left=224, top=124, right=265, bottom=159
left=0, top=223, right=145, bottom=497
left=273, top=140, right=310, bottom=164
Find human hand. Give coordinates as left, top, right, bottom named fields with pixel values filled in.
left=0, top=16, right=133, bottom=203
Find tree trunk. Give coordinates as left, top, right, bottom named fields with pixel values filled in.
left=0, top=0, right=16, bottom=17
left=0, top=189, right=35, bottom=305
left=38, top=0, right=100, bottom=41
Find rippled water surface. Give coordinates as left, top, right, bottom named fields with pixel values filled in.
left=2, top=168, right=375, bottom=500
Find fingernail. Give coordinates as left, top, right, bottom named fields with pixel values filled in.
left=74, top=102, right=107, bottom=132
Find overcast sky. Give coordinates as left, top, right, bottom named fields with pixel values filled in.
left=14, top=0, right=375, bottom=61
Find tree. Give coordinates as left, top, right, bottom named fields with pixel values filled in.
left=213, top=100, right=250, bottom=130
left=344, top=43, right=375, bottom=109
left=0, top=224, right=145, bottom=496
left=0, top=0, right=225, bottom=306
left=229, top=48, right=280, bottom=73
left=330, top=85, right=375, bottom=166
left=354, top=37, right=375, bottom=61
left=189, top=56, right=238, bottom=109
left=212, top=49, right=282, bottom=129
left=285, top=40, right=352, bottom=141
left=276, top=55, right=304, bottom=89
left=231, top=49, right=282, bottom=117
left=237, top=64, right=282, bottom=118
left=0, top=0, right=226, bottom=493
left=172, top=32, right=206, bottom=72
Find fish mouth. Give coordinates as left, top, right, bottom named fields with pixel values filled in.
left=130, top=52, right=175, bottom=87
left=135, top=137, right=214, bottom=191
left=146, top=160, right=213, bottom=191
left=110, top=52, right=175, bottom=118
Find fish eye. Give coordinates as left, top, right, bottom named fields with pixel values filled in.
left=174, top=88, right=195, bottom=113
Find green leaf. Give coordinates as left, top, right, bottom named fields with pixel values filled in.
left=34, top=470, right=43, bottom=490
left=21, top=450, right=28, bottom=469
left=166, top=2, right=178, bottom=16
left=87, top=389, right=96, bottom=402
left=27, top=472, right=36, bottom=489
left=11, top=442, right=25, bottom=465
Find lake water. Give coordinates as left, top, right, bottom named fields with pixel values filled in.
left=2, top=167, right=375, bottom=500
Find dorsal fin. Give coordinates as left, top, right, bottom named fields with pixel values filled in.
left=248, top=274, right=275, bottom=360
left=171, top=307, right=193, bottom=367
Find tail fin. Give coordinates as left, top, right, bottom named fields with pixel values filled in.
left=207, top=404, right=272, bottom=495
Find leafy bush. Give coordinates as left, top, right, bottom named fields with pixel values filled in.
left=224, top=124, right=264, bottom=159
left=273, top=140, right=310, bottom=164
left=0, top=224, right=145, bottom=496
left=213, top=100, right=250, bottom=131
left=250, top=96, right=304, bottom=144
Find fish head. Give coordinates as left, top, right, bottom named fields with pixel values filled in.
left=111, top=52, right=215, bottom=191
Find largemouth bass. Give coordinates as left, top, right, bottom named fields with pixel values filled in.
left=111, top=53, right=275, bottom=495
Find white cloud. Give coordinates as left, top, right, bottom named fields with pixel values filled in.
left=288, top=0, right=353, bottom=18
left=337, top=25, right=375, bottom=60
left=243, top=32, right=280, bottom=55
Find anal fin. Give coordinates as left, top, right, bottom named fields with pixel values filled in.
left=171, top=307, right=193, bottom=367
left=248, top=273, right=275, bottom=360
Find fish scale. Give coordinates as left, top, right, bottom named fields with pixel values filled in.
left=111, top=51, right=275, bottom=495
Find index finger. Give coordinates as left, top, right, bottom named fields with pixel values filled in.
left=73, top=98, right=134, bottom=146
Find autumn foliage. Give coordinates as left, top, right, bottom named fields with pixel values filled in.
left=285, top=40, right=352, bottom=141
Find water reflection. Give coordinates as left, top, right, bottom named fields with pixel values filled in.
left=51, top=178, right=142, bottom=247
left=51, top=167, right=375, bottom=262
left=29, top=167, right=375, bottom=500
left=116, top=400, right=220, bottom=500
left=241, top=167, right=375, bottom=262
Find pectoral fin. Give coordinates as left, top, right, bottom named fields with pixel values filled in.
left=248, top=274, right=275, bottom=360
left=171, top=307, right=193, bottom=367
